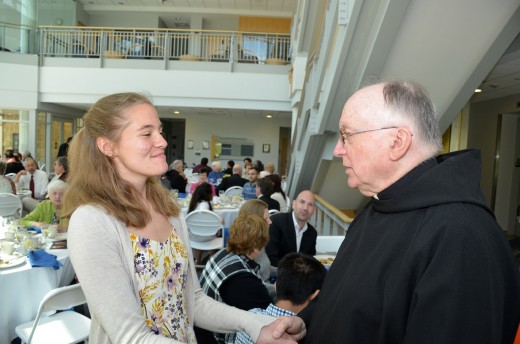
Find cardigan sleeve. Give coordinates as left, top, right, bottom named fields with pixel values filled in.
left=68, top=205, right=177, bottom=343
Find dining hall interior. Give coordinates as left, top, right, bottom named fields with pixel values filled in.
left=1, top=0, right=520, bottom=343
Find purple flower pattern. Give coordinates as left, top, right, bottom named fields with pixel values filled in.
left=129, top=230, right=196, bottom=342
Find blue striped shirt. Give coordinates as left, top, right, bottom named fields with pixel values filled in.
left=234, top=304, right=295, bottom=344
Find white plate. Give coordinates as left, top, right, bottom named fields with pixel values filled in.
left=0, top=256, right=27, bottom=269
left=314, top=254, right=335, bottom=267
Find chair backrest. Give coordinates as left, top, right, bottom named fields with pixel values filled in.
left=0, top=192, right=22, bottom=218
left=316, top=235, right=345, bottom=254
left=187, top=173, right=199, bottom=183
left=268, top=209, right=280, bottom=216
left=28, top=284, right=87, bottom=343
left=5, top=173, right=16, bottom=180
left=225, top=186, right=243, bottom=196
left=185, top=210, right=224, bottom=250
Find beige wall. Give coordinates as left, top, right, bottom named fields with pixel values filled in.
left=468, top=94, right=520, bottom=205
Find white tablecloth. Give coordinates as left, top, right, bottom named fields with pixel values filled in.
left=181, top=206, right=240, bottom=228
left=0, top=249, right=75, bottom=344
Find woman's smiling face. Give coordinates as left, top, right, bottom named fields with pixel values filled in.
left=109, top=103, right=168, bottom=186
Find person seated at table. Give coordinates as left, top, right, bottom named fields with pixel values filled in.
left=19, top=179, right=68, bottom=232
left=266, top=190, right=317, bottom=267
left=243, top=158, right=253, bottom=178
left=256, top=178, right=280, bottom=211
left=253, top=160, right=265, bottom=173
left=208, top=161, right=225, bottom=185
left=217, top=164, right=247, bottom=193
left=163, top=159, right=187, bottom=192
left=199, top=214, right=272, bottom=344
left=188, top=183, right=223, bottom=264
left=4, top=148, right=25, bottom=175
left=242, top=167, right=259, bottom=200
left=50, top=156, right=69, bottom=182
left=235, top=252, right=327, bottom=344
left=260, top=162, right=275, bottom=178
left=223, top=160, right=234, bottom=175
left=189, top=166, right=216, bottom=196
left=193, top=157, right=209, bottom=173
left=15, top=157, right=49, bottom=214
left=266, top=174, right=288, bottom=212
left=0, top=161, right=16, bottom=194
left=238, top=199, right=277, bottom=298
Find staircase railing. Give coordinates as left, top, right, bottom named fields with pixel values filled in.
left=309, top=194, right=353, bottom=236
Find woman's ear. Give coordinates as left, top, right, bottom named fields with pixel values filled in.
left=96, top=137, right=115, bottom=157
left=389, top=128, right=412, bottom=161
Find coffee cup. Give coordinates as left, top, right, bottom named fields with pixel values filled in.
left=1, top=241, right=15, bottom=255
left=4, top=231, right=15, bottom=241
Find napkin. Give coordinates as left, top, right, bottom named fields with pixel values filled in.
left=27, top=226, right=42, bottom=234
left=28, top=249, right=63, bottom=270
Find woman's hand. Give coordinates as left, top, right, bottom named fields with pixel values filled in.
left=256, top=316, right=306, bottom=344
left=31, top=221, right=47, bottom=228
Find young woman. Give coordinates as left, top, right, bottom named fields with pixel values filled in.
left=63, top=92, right=303, bottom=344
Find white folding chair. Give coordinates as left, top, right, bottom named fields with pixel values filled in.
left=15, top=283, right=91, bottom=344
left=224, top=186, right=243, bottom=197
left=5, top=172, right=16, bottom=180
left=0, top=192, right=22, bottom=218
left=185, top=210, right=224, bottom=252
left=268, top=209, right=280, bottom=216
left=315, top=235, right=345, bottom=254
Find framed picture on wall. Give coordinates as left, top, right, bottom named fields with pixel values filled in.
left=262, top=144, right=270, bottom=153
left=203, top=140, right=210, bottom=150
left=187, top=140, right=194, bottom=149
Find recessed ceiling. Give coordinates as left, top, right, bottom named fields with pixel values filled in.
left=472, top=32, right=520, bottom=103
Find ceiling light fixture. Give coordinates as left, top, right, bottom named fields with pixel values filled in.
left=173, top=111, right=180, bottom=114
left=474, top=88, right=482, bottom=93
left=266, top=114, right=273, bottom=118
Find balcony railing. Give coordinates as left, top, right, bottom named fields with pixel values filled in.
left=39, top=26, right=291, bottom=64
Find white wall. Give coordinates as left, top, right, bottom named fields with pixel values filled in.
left=183, top=115, right=290, bottom=172
left=39, top=64, right=291, bottom=112
left=0, top=54, right=39, bottom=109
left=88, top=13, right=162, bottom=28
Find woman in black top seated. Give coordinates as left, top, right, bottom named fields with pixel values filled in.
left=199, top=214, right=271, bottom=343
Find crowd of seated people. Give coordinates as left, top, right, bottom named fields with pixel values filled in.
left=197, top=193, right=322, bottom=343
left=1, top=148, right=71, bottom=232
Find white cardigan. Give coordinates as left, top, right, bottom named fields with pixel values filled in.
left=68, top=204, right=272, bottom=344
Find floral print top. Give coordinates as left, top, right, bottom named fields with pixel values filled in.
left=130, top=229, right=196, bottom=343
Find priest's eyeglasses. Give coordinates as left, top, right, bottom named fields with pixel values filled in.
left=339, top=126, right=398, bottom=146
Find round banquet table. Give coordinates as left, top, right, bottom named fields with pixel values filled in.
left=0, top=248, right=75, bottom=344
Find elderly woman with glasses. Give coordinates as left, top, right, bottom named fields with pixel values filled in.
left=20, top=179, right=68, bottom=232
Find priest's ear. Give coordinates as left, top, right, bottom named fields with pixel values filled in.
left=389, top=127, right=413, bottom=161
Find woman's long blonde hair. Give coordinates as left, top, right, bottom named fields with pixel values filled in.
left=62, top=92, right=179, bottom=227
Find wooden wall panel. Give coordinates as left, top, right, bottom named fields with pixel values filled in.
left=239, top=17, right=291, bottom=33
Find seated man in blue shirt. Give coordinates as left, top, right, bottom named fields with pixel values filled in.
left=234, top=253, right=327, bottom=344
left=242, top=166, right=259, bottom=200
